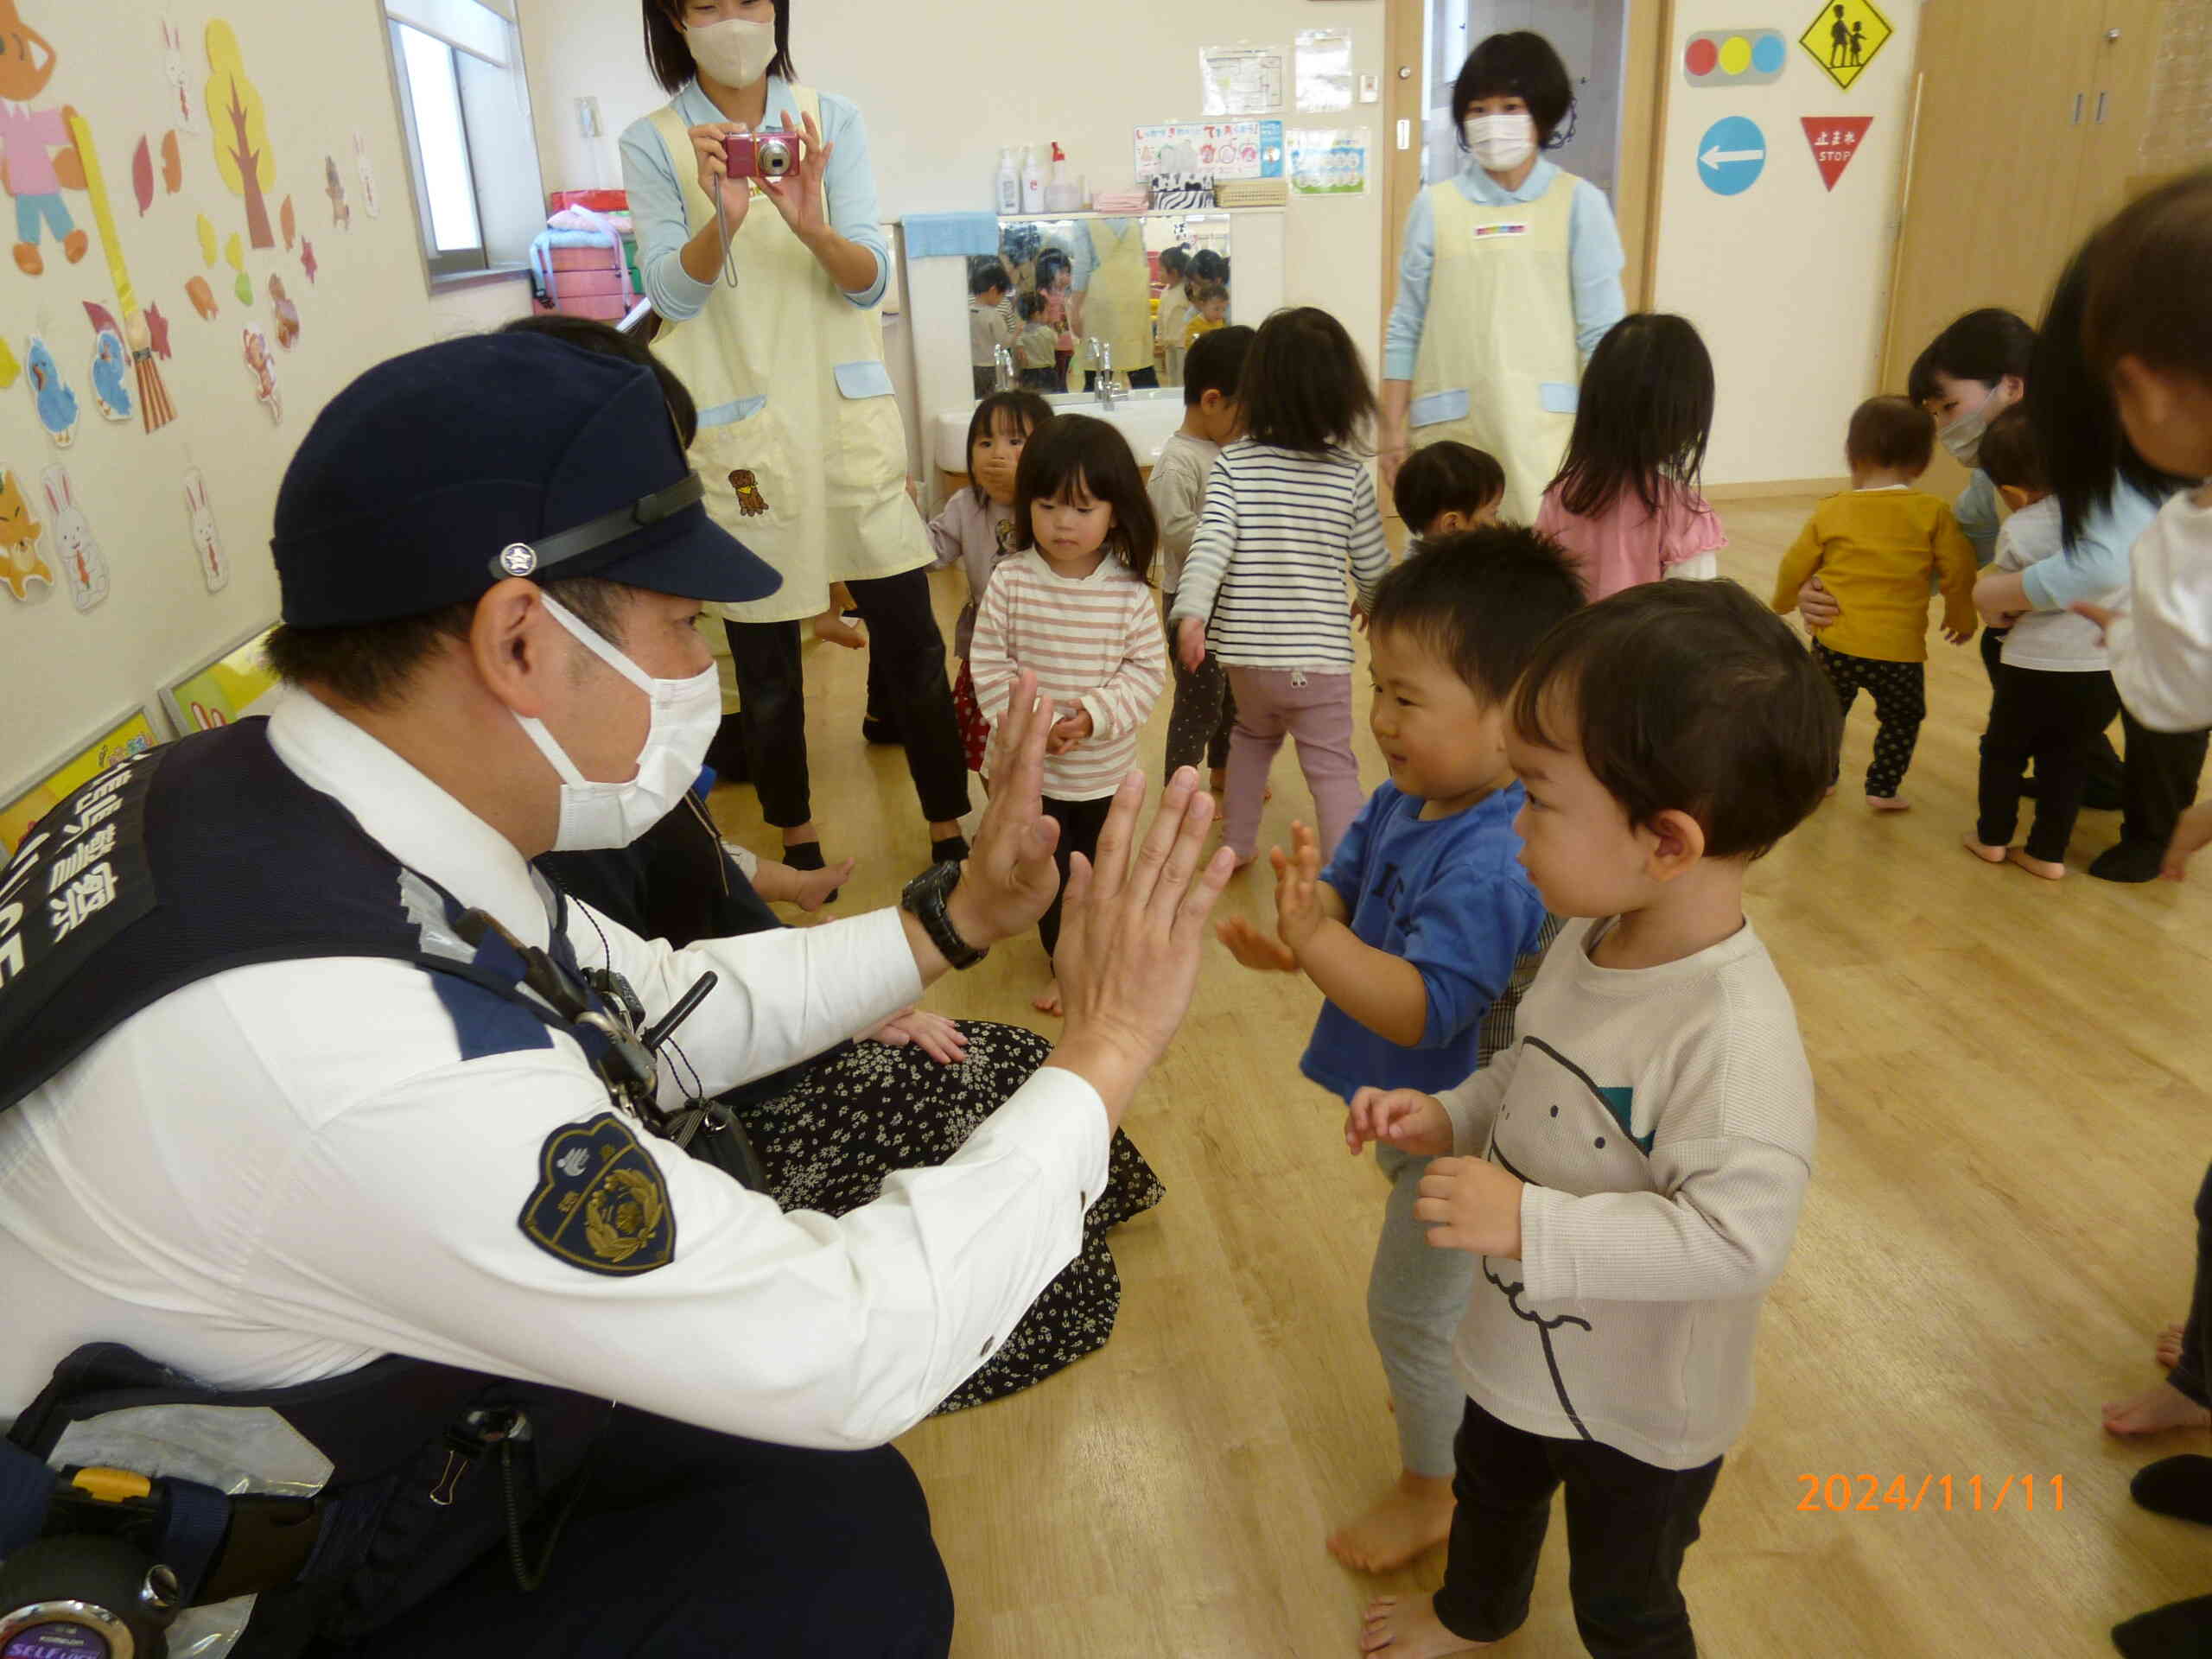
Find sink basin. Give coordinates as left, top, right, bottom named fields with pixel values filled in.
left=933, top=388, right=1186, bottom=475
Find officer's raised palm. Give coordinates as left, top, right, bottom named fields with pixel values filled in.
left=951, top=671, right=1064, bottom=944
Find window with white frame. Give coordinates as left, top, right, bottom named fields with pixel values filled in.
left=383, top=0, right=544, bottom=282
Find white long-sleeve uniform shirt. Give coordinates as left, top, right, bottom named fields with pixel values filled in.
left=0, top=691, right=1109, bottom=1448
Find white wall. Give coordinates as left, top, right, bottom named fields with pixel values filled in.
left=2, top=0, right=441, bottom=788
left=1650, top=3, right=1919, bottom=486
left=513, top=0, right=1389, bottom=363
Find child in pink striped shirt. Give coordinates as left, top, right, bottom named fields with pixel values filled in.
left=970, top=415, right=1168, bottom=1014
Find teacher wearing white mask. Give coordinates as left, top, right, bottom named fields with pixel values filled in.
left=1378, top=30, right=1626, bottom=524
left=622, top=0, right=972, bottom=875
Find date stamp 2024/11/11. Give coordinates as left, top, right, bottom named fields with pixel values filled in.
left=1797, top=1475, right=2065, bottom=1513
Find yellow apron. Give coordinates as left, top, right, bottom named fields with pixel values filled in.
left=646, top=92, right=928, bottom=626
left=1408, top=172, right=1582, bottom=524
left=1069, top=218, right=1154, bottom=385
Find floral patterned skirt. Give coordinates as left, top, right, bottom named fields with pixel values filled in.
left=737, top=1020, right=1164, bottom=1414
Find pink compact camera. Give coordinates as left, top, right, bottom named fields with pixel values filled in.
left=724, top=130, right=798, bottom=180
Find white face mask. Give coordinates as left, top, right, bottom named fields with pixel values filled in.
left=1463, top=111, right=1538, bottom=173
left=514, top=594, right=722, bottom=853
left=1937, top=385, right=2006, bottom=467
left=686, top=16, right=776, bottom=88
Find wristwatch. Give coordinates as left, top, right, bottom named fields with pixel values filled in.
left=900, top=860, right=988, bottom=969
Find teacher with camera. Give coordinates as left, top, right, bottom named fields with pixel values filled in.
left=621, top=0, right=970, bottom=876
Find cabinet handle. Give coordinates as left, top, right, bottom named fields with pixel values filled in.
left=2072, top=92, right=2084, bottom=124
left=2094, top=90, right=2108, bottom=123
left=2107, top=27, right=2121, bottom=41
left=1396, top=118, right=1411, bottom=149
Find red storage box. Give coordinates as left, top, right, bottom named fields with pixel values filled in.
left=550, top=245, right=622, bottom=271
left=556, top=269, right=629, bottom=297
left=549, top=188, right=627, bottom=213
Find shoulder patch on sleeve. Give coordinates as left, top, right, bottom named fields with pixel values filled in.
left=519, top=1113, right=677, bottom=1275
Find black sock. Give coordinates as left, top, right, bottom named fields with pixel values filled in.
left=2132, top=1456, right=2212, bottom=1527
left=782, top=841, right=825, bottom=872
left=2113, top=1592, right=2212, bottom=1657
left=931, top=835, right=969, bottom=865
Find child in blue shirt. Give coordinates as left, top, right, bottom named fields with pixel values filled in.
left=1218, top=526, right=1585, bottom=1572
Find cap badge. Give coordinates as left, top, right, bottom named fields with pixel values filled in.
left=498, top=543, right=537, bottom=576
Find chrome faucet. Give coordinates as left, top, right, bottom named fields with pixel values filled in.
left=1088, top=338, right=1122, bottom=409
left=992, top=344, right=1016, bottom=393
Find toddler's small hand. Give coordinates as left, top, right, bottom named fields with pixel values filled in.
left=1943, top=626, right=1974, bottom=645
left=1344, top=1087, right=1452, bottom=1158
left=1175, top=616, right=1207, bottom=673
left=2071, top=599, right=2119, bottom=643
left=1414, top=1156, right=1525, bottom=1256
left=1046, top=709, right=1093, bottom=754
left=1217, top=914, right=1297, bottom=972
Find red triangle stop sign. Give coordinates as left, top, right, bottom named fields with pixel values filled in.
left=1800, top=117, right=1873, bottom=190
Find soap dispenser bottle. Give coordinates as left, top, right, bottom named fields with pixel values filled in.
left=1020, top=146, right=1047, bottom=213
left=995, top=147, right=1020, bottom=213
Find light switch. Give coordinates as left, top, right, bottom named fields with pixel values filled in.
left=1358, top=73, right=1380, bottom=103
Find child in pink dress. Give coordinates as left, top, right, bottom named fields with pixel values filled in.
left=1535, top=313, right=1726, bottom=601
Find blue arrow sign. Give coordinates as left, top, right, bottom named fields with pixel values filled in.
left=1697, top=115, right=1767, bottom=196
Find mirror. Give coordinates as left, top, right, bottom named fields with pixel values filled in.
left=969, top=212, right=1233, bottom=397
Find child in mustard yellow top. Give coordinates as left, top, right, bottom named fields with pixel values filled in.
left=1772, top=397, right=1977, bottom=810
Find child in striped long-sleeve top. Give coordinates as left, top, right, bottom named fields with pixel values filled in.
left=1170, top=307, right=1391, bottom=868
left=970, top=414, right=1168, bottom=1014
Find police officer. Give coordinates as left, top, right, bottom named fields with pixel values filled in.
left=0, top=332, right=1234, bottom=1656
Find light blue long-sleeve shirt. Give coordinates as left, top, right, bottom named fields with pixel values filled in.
left=1955, top=469, right=2000, bottom=563
left=618, top=77, right=890, bottom=321
left=2020, top=480, right=2167, bottom=611
left=1382, top=158, right=1626, bottom=382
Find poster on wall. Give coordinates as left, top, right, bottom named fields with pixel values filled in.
left=1695, top=116, right=1768, bottom=196
left=1198, top=44, right=1287, bottom=117
left=1798, top=0, right=1891, bottom=92
left=1681, top=29, right=1787, bottom=88
left=160, top=621, right=279, bottom=734
left=1801, top=117, right=1873, bottom=189
left=1287, top=128, right=1370, bottom=196
left=1134, top=121, right=1286, bottom=182
left=0, top=702, right=167, bottom=858
left=1295, top=30, right=1354, bottom=113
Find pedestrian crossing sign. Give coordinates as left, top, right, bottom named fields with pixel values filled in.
left=1799, top=0, right=1891, bottom=91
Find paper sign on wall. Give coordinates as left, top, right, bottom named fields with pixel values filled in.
left=1681, top=29, right=1787, bottom=87
left=1696, top=116, right=1767, bottom=196
left=1200, top=44, right=1287, bottom=117
left=1801, top=117, right=1873, bottom=189
left=1287, top=128, right=1369, bottom=195
left=1295, top=29, right=1354, bottom=112
left=1798, top=0, right=1891, bottom=92
left=1135, top=121, right=1285, bottom=182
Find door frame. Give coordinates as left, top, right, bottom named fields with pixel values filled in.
left=1380, top=0, right=1675, bottom=344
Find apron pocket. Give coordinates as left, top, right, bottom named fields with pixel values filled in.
left=1409, top=387, right=1470, bottom=429
left=826, top=359, right=906, bottom=502
left=1538, top=382, right=1579, bottom=415
left=692, top=397, right=794, bottom=533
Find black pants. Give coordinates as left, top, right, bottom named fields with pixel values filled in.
left=1813, top=643, right=1924, bottom=798
left=1976, top=666, right=2121, bottom=861
left=339, top=1407, right=953, bottom=1658
left=1433, top=1398, right=1722, bottom=1658
left=1160, top=588, right=1236, bottom=779
left=725, top=566, right=971, bottom=829
left=2116, top=709, right=2211, bottom=857
left=1039, top=794, right=1113, bottom=960
left=2172, top=1163, right=2212, bottom=1410
left=1981, top=625, right=2125, bottom=798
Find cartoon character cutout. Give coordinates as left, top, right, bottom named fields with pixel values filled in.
left=323, top=156, right=350, bottom=230
left=0, top=2, right=87, bottom=276
left=183, top=466, right=225, bottom=591
left=25, top=335, right=76, bottom=446
left=242, top=326, right=280, bottom=422
left=161, top=17, right=201, bottom=133
left=0, top=466, right=51, bottom=601
left=83, top=303, right=133, bottom=423
left=269, top=275, right=300, bottom=349
left=41, top=463, right=105, bottom=612
left=728, top=468, right=771, bottom=518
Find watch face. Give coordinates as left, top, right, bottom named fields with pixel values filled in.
left=4, top=1623, right=116, bottom=1659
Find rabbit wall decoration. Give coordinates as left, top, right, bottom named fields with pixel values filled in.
left=41, top=463, right=106, bottom=612
left=184, top=467, right=226, bottom=592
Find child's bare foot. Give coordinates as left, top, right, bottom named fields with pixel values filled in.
left=1962, top=833, right=2007, bottom=864
left=1032, top=975, right=1064, bottom=1016
left=2158, top=1324, right=2187, bottom=1371
left=2104, top=1381, right=2212, bottom=1436
left=791, top=857, right=855, bottom=911
left=1359, top=1595, right=1491, bottom=1656
left=811, top=612, right=867, bottom=650
left=1327, top=1472, right=1455, bottom=1572
left=1867, top=794, right=1911, bottom=812
left=2006, top=848, right=2065, bottom=880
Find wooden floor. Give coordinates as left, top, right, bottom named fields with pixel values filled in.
left=709, top=498, right=2212, bottom=1659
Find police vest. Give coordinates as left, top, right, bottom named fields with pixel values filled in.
left=0, top=721, right=641, bottom=1654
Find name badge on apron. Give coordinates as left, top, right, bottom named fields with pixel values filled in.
left=1471, top=222, right=1532, bottom=241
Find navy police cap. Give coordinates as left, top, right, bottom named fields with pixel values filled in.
left=271, top=332, right=779, bottom=627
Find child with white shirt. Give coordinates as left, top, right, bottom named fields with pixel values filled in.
left=1344, top=579, right=1835, bottom=1659
left=969, top=414, right=1167, bottom=1014
left=1962, top=407, right=2123, bottom=880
